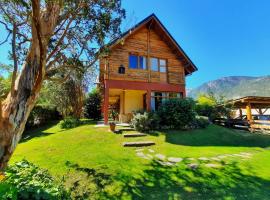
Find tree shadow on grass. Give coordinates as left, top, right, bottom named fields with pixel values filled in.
left=21, top=119, right=96, bottom=143
left=64, top=161, right=113, bottom=199
left=21, top=121, right=60, bottom=143
left=165, top=125, right=270, bottom=147
left=103, top=160, right=270, bottom=200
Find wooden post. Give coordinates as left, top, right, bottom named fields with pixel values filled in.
left=239, top=108, right=243, bottom=118
left=104, top=86, right=109, bottom=125
left=246, top=103, right=252, bottom=122
left=259, top=108, right=263, bottom=115
left=146, top=90, right=151, bottom=112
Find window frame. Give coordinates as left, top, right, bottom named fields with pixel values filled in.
left=150, top=57, right=167, bottom=72
left=128, top=53, right=147, bottom=70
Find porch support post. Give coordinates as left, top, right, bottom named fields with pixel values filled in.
left=146, top=90, right=151, bottom=112
left=104, top=86, right=109, bottom=125
left=246, top=103, right=252, bottom=122
left=239, top=108, right=243, bottom=118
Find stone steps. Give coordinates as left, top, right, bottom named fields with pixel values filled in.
left=123, top=133, right=147, bottom=138
left=123, top=141, right=155, bottom=147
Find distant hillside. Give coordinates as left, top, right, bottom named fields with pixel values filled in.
left=188, top=76, right=270, bottom=100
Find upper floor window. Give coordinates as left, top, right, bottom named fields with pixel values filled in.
left=151, top=58, right=167, bottom=72
left=159, top=59, right=166, bottom=72
left=151, top=58, right=159, bottom=71
left=129, top=54, right=147, bottom=70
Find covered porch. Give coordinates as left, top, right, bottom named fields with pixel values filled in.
left=103, top=79, right=186, bottom=124
left=108, top=89, right=147, bottom=123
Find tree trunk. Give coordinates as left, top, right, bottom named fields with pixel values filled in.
left=0, top=1, right=60, bottom=170
left=0, top=50, right=43, bottom=170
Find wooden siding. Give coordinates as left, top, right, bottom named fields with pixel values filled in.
left=100, top=26, right=185, bottom=85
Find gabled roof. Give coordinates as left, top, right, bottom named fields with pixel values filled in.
left=107, top=13, right=198, bottom=75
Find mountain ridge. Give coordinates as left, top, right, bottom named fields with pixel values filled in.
left=188, top=75, right=270, bottom=99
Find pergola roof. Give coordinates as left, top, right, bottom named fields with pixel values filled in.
left=226, top=96, right=270, bottom=108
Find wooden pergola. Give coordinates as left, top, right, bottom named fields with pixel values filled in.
left=226, top=96, right=270, bottom=121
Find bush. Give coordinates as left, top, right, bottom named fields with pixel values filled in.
left=131, top=112, right=160, bottom=132
left=84, top=89, right=102, bottom=120
left=1, top=160, right=70, bottom=200
left=157, top=98, right=196, bottom=129
left=26, top=105, right=61, bottom=129
left=190, top=116, right=210, bottom=129
left=60, top=117, right=82, bottom=129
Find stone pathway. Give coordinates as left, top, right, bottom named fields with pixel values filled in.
left=134, top=148, right=255, bottom=168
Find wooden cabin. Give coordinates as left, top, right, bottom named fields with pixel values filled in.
left=99, top=14, right=197, bottom=124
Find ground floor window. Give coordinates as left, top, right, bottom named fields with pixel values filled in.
left=150, top=92, right=183, bottom=111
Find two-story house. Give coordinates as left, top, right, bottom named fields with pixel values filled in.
left=99, top=14, right=197, bottom=124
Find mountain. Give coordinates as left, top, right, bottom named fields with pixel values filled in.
left=188, top=76, right=270, bottom=99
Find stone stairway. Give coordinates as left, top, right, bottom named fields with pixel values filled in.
left=120, top=126, right=155, bottom=147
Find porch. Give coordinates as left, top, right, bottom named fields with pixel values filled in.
left=103, top=79, right=185, bottom=124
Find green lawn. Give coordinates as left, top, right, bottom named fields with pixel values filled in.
left=11, top=122, right=270, bottom=199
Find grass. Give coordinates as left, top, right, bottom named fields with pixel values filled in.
left=10, top=121, right=270, bottom=199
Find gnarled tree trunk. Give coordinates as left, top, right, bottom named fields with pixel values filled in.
left=0, top=1, right=60, bottom=170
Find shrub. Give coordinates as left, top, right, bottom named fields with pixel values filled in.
left=84, top=89, right=102, bottom=120
left=1, top=160, right=70, bottom=200
left=26, top=105, right=61, bottom=129
left=157, top=98, right=196, bottom=129
left=60, top=117, right=82, bottom=129
left=190, top=116, right=210, bottom=129
left=131, top=112, right=160, bottom=132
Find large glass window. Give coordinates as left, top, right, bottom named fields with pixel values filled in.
left=151, top=92, right=183, bottom=111
left=151, top=58, right=159, bottom=71
left=129, top=54, right=138, bottom=69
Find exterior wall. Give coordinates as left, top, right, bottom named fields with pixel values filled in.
left=124, top=90, right=145, bottom=113
left=100, top=26, right=185, bottom=85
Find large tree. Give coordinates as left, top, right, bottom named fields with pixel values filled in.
left=0, top=0, right=125, bottom=170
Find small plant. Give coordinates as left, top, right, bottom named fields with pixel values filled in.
left=190, top=116, right=210, bottom=129
left=110, top=110, right=118, bottom=121
left=60, top=116, right=81, bottom=129
left=1, top=160, right=70, bottom=200
left=131, top=112, right=160, bottom=132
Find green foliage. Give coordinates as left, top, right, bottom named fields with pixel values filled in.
left=60, top=117, right=82, bottom=129
left=0, top=73, right=11, bottom=100
left=1, top=160, right=70, bottom=200
left=131, top=112, right=160, bottom=132
left=110, top=109, right=118, bottom=121
left=39, top=80, right=84, bottom=118
left=26, top=105, right=61, bottom=129
left=195, top=93, right=231, bottom=121
left=157, top=98, right=196, bottom=129
left=84, top=88, right=102, bottom=120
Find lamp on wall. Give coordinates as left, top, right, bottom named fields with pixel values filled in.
left=118, top=64, right=125, bottom=74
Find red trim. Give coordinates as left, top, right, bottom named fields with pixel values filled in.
left=105, top=79, right=185, bottom=94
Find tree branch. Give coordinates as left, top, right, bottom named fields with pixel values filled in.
left=46, top=16, right=74, bottom=62
left=10, top=24, right=18, bottom=96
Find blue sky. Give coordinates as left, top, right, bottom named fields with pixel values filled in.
left=122, top=0, right=270, bottom=88
left=0, top=1, right=270, bottom=89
